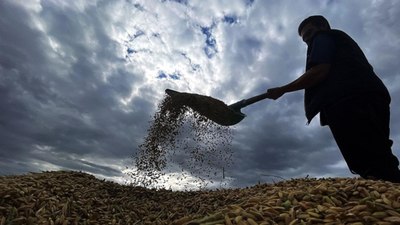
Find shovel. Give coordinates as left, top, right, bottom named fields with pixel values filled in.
left=165, top=89, right=270, bottom=126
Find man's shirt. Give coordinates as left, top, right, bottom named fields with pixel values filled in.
left=303, top=29, right=391, bottom=124
left=307, top=33, right=336, bottom=67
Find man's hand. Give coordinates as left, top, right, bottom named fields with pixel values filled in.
left=266, top=87, right=286, bottom=100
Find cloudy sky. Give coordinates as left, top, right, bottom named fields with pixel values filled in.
left=1, top=0, right=400, bottom=189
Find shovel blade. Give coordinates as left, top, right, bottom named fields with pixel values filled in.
left=165, top=89, right=245, bottom=126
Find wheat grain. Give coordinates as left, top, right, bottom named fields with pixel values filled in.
left=129, top=94, right=233, bottom=189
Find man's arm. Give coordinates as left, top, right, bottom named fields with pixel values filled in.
left=266, top=63, right=331, bottom=100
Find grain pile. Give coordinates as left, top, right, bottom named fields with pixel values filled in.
left=130, top=94, right=233, bottom=188
left=185, top=178, right=400, bottom=225
left=1, top=171, right=400, bottom=225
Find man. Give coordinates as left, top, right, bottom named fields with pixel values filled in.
left=265, top=15, right=400, bottom=182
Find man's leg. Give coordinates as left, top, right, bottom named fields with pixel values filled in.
left=325, top=95, right=400, bottom=182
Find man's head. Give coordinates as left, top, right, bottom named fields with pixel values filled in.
left=298, top=15, right=331, bottom=45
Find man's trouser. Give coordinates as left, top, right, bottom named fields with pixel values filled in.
left=323, top=94, right=400, bottom=182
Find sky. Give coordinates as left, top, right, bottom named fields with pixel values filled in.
left=1, top=0, right=400, bottom=190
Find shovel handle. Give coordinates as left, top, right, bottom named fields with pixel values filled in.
left=229, top=92, right=269, bottom=110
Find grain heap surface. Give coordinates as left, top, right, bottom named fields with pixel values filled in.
left=131, top=95, right=233, bottom=188
left=1, top=171, right=400, bottom=225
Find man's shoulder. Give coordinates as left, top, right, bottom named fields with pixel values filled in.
left=318, top=29, right=347, bottom=37
left=316, top=29, right=356, bottom=46
left=326, top=29, right=353, bottom=39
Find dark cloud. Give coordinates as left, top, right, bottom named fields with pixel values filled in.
left=0, top=0, right=146, bottom=178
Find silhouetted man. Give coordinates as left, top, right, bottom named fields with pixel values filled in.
left=266, top=15, right=400, bottom=182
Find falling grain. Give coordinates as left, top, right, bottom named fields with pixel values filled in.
left=129, top=94, right=233, bottom=188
